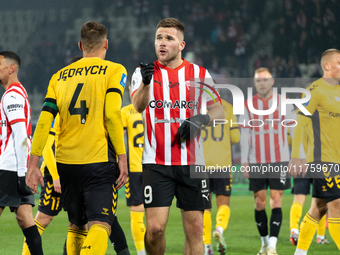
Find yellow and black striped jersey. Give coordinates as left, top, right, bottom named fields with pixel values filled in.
left=121, top=104, right=143, bottom=172
left=294, top=78, right=340, bottom=163
left=40, top=114, right=60, bottom=179
left=31, top=57, right=127, bottom=164
left=202, top=99, right=240, bottom=167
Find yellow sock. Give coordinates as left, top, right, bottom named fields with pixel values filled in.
left=130, top=211, right=145, bottom=252
left=67, top=228, right=88, bottom=255
left=328, top=218, right=340, bottom=250
left=317, top=214, right=326, bottom=236
left=203, top=210, right=212, bottom=245
left=216, top=205, right=230, bottom=231
left=297, top=213, right=319, bottom=251
left=22, top=220, right=46, bottom=255
left=80, top=224, right=109, bottom=255
left=290, top=201, right=303, bottom=231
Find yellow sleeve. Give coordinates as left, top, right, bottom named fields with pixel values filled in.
left=105, top=66, right=127, bottom=156
left=31, top=110, right=55, bottom=156
left=230, top=110, right=240, bottom=144
left=31, top=77, right=58, bottom=156
left=291, top=114, right=310, bottom=158
left=42, top=132, right=59, bottom=180
left=121, top=106, right=128, bottom=129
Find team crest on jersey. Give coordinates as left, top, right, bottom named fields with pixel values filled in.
left=335, top=96, right=340, bottom=102
left=185, top=81, right=191, bottom=90
left=120, top=73, right=127, bottom=88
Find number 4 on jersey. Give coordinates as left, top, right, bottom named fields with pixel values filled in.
left=69, top=83, right=89, bottom=124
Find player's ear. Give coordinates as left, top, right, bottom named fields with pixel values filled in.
left=179, top=40, right=185, bottom=51
left=78, top=41, right=83, bottom=51
left=9, top=64, right=17, bottom=74
left=104, top=39, right=108, bottom=50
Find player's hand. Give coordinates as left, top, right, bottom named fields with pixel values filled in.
left=53, top=179, right=62, bottom=194
left=17, top=175, right=32, bottom=196
left=26, top=155, right=44, bottom=194
left=288, top=157, right=304, bottom=178
left=242, top=163, right=249, bottom=179
left=140, top=62, right=155, bottom=85
left=116, top=154, right=128, bottom=190
left=177, top=114, right=210, bottom=140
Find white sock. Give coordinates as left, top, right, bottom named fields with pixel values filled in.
left=204, top=244, right=213, bottom=254
left=317, top=235, right=325, bottom=240
left=294, top=248, right=307, bottom=255
left=268, top=236, right=277, bottom=249
left=137, top=250, right=146, bottom=255
left=216, top=226, right=223, bottom=234
left=291, top=228, right=299, bottom=235
left=261, top=235, right=269, bottom=246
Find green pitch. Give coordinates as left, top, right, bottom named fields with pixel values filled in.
left=0, top=192, right=338, bottom=254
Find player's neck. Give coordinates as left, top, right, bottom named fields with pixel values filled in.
left=2, top=76, right=19, bottom=90
left=83, top=50, right=106, bottom=60
left=159, top=57, right=183, bottom=70
left=257, top=90, right=273, bottom=100
left=322, top=76, right=339, bottom=86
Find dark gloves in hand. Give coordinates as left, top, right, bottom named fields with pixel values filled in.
left=140, top=62, right=155, bottom=85
left=176, top=114, right=210, bottom=140
left=18, top=176, right=32, bottom=196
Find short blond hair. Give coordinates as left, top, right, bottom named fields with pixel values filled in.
left=254, top=67, right=272, bottom=77
left=320, top=49, right=340, bottom=71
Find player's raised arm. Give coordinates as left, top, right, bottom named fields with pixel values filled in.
left=131, top=63, right=154, bottom=113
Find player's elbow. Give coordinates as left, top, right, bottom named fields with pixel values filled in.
left=231, top=129, right=240, bottom=144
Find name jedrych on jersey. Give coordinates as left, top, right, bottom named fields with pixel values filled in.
left=149, top=100, right=198, bottom=109
left=57, top=65, right=108, bottom=81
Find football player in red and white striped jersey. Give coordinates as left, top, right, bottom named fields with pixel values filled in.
left=131, top=18, right=224, bottom=255
left=240, top=67, right=303, bottom=255
left=0, top=51, right=43, bottom=255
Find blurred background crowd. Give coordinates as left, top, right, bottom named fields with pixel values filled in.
left=1, top=0, right=339, bottom=119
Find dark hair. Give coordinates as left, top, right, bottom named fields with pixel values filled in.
left=0, top=51, right=21, bottom=68
left=156, top=18, right=185, bottom=38
left=80, top=21, right=108, bottom=52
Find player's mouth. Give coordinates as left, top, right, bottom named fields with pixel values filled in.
left=159, top=49, right=167, bottom=55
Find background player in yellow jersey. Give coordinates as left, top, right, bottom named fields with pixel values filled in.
left=121, top=84, right=146, bottom=255
left=26, top=21, right=128, bottom=255
left=289, top=49, right=340, bottom=254
left=288, top=117, right=329, bottom=246
left=201, top=98, right=240, bottom=255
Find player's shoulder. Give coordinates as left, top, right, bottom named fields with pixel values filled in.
left=306, top=78, right=325, bottom=93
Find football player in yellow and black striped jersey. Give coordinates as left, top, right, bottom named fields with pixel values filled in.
left=289, top=49, right=340, bottom=254
left=202, top=99, right=240, bottom=255
left=122, top=85, right=146, bottom=254
left=27, top=21, right=128, bottom=255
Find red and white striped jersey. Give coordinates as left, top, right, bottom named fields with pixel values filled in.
left=240, top=93, right=296, bottom=164
left=131, top=59, right=216, bottom=166
left=0, top=82, right=32, bottom=172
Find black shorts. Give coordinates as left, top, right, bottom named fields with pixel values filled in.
left=0, top=170, right=35, bottom=212
left=209, top=174, right=232, bottom=196
left=143, top=164, right=211, bottom=210
left=249, top=162, right=291, bottom=192
left=291, top=176, right=313, bottom=195
left=125, top=171, right=143, bottom=206
left=309, top=162, right=340, bottom=202
left=57, top=162, right=119, bottom=226
left=38, top=167, right=66, bottom=216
